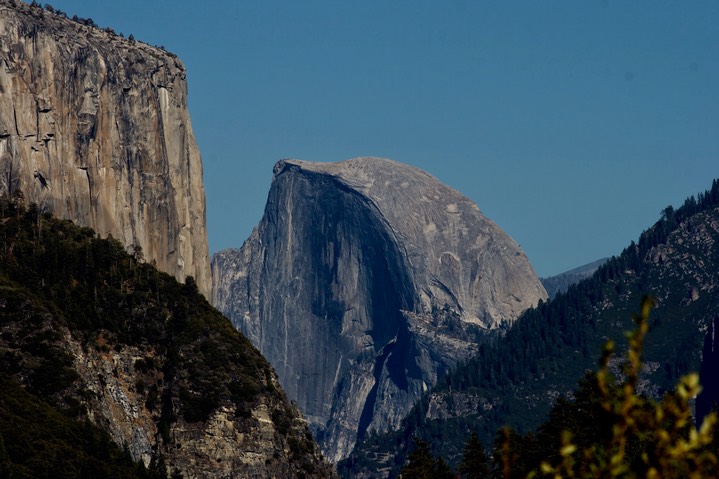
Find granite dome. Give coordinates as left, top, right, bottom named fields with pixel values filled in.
left=213, top=157, right=547, bottom=461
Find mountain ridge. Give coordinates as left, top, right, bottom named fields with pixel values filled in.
left=541, top=257, right=610, bottom=299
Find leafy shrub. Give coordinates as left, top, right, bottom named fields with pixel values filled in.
left=491, top=297, right=718, bottom=478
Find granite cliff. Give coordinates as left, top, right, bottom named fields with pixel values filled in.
left=212, top=157, right=547, bottom=461
left=0, top=0, right=210, bottom=297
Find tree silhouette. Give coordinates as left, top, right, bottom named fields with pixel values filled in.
left=460, top=432, right=490, bottom=479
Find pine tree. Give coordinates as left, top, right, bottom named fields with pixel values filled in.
left=0, top=431, right=11, bottom=478
left=460, top=432, right=490, bottom=478
left=400, top=439, right=435, bottom=479
left=434, top=456, right=456, bottom=479
left=400, top=438, right=455, bottom=479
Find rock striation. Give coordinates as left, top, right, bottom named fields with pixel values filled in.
left=0, top=0, right=210, bottom=297
left=212, top=157, right=547, bottom=461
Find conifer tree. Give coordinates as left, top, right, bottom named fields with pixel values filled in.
left=434, top=456, right=456, bottom=479
left=400, top=438, right=456, bottom=479
left=0, top=432, right=10, bottom=478
left=460, top=432, right=490, bottom=479
left=400, top=439, right=435, bottom=479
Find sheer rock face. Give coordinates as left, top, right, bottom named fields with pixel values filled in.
left=212, top=157, right=547, bottom=461
left=0, top=0, right=210, bottom=298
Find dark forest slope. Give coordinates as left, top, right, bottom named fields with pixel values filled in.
left=341, top=179, right=719, bottom=478
left=0, top=193, right=334, bottom=478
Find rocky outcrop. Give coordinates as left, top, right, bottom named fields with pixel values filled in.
left=68, top=336, right=332, bottom=479
left=212, top=157, right=547, bottom=461
left=0, top=0, right=210, bottom=297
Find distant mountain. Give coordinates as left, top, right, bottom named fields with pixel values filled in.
left=340, top=179, right=719, bottom=478
left=541, top=257, right=609, bottom=299
left=212, top=157, right=547, bottom=462
left=0, top=198, right=335, bottom=478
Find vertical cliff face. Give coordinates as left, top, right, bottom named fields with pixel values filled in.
left=212, top=157, right=547, bottom=461
left=0, top=0, right=210, bottom=297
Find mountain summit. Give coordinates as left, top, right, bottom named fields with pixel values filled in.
left=212, top=157, right=546, bottom=461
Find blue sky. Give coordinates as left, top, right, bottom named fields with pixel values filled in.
left=45, top=1, right=718, bottom=277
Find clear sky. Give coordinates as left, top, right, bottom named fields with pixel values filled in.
left=44, top=0, right=718, bottom=277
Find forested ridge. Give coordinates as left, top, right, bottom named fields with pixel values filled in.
left=398, top=298, right=719, bottom=478
left=0, top=192, right=332, bottom=478
left=340, top=179, right=719, bottom=478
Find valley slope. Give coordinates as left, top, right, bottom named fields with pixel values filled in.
left=0, top=199, right=335, bottom=478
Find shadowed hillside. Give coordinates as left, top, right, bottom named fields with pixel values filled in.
left=0, top=193, right=335, bottom=478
